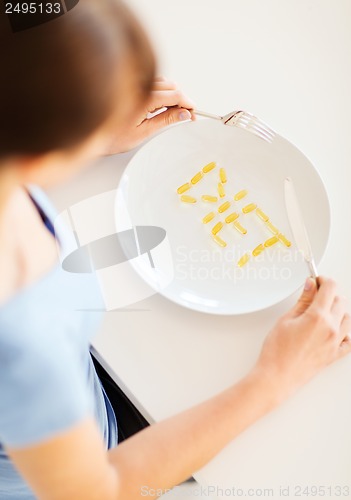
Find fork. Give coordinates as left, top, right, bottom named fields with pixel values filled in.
left=194, top=109, right=276, bottom=143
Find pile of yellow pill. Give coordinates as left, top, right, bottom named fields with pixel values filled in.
left=225, top=212, right=239, bottom=224
left=218, top=183, right=225, bottom=198
left=218, top=201, right=231, bottom=213
left=177, top=162, right=217, bottom=199
left=234, top=189, right=248, bottom=201
left=212, top=234, right=227, bottom=248
left=265, top=221, right=279, bottom=235
left=219, top=168, right=227, bottom=184
left=278, top=233, right=291, bottom=247
left=255, top=208, right=269, bottom=222
left=238, top=253, right=250, bottom=268
left=177, top=183, right=191, bottom=195
left=264, top=235, right=279, bottom=247
left=202, top=161, right=216, bottom=173
left=252, top=207, right=291, bottom=246
left=252, top=243, right=265, bottom=257
left=212, top=221, right=223, bottom=235
left=237, top=203, right=291, bottom=266
left=242, top=203, right=257, bottom=214
left=233, top=221, right=247, bottom=235
left=191, top=171, right=203, bottom=185
left=202, top=195, right=218, bottom=203
left=180, top=195, right=196, bottom=204
left=202, top=212, right=215, bottom=224
left=176, top=161, right=292, bottom=269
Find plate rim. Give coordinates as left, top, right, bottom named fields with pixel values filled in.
left=116, top=119, right=331, bottom=315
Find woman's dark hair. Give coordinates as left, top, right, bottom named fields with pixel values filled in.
left=0, top=0, right=156, bottom=158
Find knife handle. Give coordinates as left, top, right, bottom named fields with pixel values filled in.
left=308, top=259, right=320, bottom=289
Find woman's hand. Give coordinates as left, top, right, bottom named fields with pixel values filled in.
left=10, top=276, right=350, bottom=500
left=105, top=77, right=196, bottom=154
left=252, top=277, right=351, bottom=403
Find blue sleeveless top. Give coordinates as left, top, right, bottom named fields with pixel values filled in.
left=0, top=187, right=117, bottom=499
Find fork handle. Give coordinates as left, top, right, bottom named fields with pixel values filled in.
left=194, top=109, right=223, bottom=120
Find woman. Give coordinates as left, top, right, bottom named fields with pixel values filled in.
left=0, top=1, right=350, bottom=498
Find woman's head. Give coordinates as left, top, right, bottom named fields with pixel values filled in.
left=0, top=0, right=155, bottom=163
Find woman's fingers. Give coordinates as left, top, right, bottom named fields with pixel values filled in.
left=145, top=90, right=196, bottom=114
left=290, top=277, right=317, bottom=317
left=152, top=80, right=178, bottom=91
left=140, top=107, right=192, bottom=136
left=126, top=77, right=196, bottom=146
left=312, top=277, right=337, bottom=311
left=341, top=313, right=351, bottom=338
left=330, top=295, right=348, bottom=327
left=338, top=314, right=351, bottom=357
left=107, top=76, right=196, bottom=153
left=154, top=75, right=168, bottom=82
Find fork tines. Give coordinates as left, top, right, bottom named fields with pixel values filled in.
left=225, top=111, right=275, bottom=143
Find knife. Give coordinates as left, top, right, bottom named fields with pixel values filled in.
left=284, top=177, right=320, bottom=286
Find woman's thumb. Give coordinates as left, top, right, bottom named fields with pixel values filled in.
left=291, top=277, right=318, bottom=316
left=145, top=107, right=192, bottom=133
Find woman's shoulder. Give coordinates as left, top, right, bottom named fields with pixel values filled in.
left=0, top=187, right=58, bottom=306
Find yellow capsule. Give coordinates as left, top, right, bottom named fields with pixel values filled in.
left=237, top=253, right=250, bottom=268
left=278, top=233, right=292, bottom=247
left=264, top=235, right=279, bottom=247
left=234, top=189, right=248, bottom=201
left=211, top=221, right=224, bottom=235
left=225, top=212, right=240, bottom=223
left=219, top=167, right=227, bottom=184
left=265, top=221, right=279, bottom=235
left=256, top=208, right=269, bottom=222
left=202, top=161, right=216, bottom=174
left=218, top=201, right=231, bottom=213
left=233, top=221, right=247, bottom=235
left=191, top=171, right=203, bottom=185
left=212, top=234, right=227, bottom=248
left=218, top=183, right=225, bottom=198
left=252, top=244, right=265, bottom=257
left=180, top=195, right=197, bottom=204
left=202, top=212, right=215, bottom=224
left=202, top=195, right=218, bottom=203
left=177, top=182, right=191, bottom=195
left=242, top=203, right=257, bottom=214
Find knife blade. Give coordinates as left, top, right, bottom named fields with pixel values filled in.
left=284, top=177, right=319, bottom=284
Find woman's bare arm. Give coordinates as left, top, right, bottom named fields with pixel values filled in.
left=8, top=278, right=351, bottom=500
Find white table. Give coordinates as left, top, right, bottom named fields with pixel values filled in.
left=50, top=1, right=351, bottom=498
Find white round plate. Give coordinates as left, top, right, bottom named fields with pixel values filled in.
left=116, top=119, right=330, bottom=315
